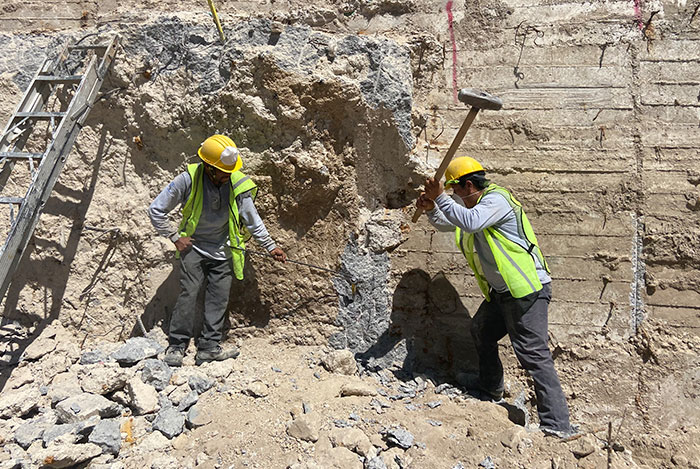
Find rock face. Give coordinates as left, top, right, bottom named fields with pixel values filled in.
left=0, top=2, right=699, bottom=468
left=49, top=372, right=82, bottom=405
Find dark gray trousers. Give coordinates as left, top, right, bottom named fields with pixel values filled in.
left=169, top=248, right=233, bottom=351
left=470, top=283, right=571, bottom=432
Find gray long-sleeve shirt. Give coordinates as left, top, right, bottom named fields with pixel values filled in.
left=426, top=191, right=551, bottom=293
left=148, top=171, right=276, bottom=261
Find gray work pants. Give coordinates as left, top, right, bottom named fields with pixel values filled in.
left=470, top=283, right=571, bottom=432
left=168, top=248, right=233, bottom=351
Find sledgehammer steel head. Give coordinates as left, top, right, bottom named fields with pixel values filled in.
left=458, top=88, right=503, bottom=111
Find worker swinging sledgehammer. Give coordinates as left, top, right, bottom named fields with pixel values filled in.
left=148, top=135, right=286, bottom=367
left=414, top=89, right=574, bottom=436
left=417, top=158, right=574, bottom=435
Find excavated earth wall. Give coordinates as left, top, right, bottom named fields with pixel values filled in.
left=0, top=0, right=698, bottom=466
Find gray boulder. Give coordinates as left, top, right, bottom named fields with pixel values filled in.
left=79, top=349, right=110, bottom=365
left=366, top=456, right=388, bottom=469
left=43, top=416, right=100, bottom=446
left=384, top=426, right=414, bottom=449
left=176, top=390, right=199, bottom=411
left=14, top=421, right=45, bottom=449
left=141, top=359, right=172, bottom=391
left=13, top=410, right=58, bottom=448
left=111, top=337, right=164, bottom=365
left=186, top=404, right=211, bottom=429
left=88, top=419, right=122, bottom=455
left=188, top=375, right=214, bottom=394
left=152, top=407, right=185, bottom=439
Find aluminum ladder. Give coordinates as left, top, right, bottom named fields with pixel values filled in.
left=0, top=35, right=119, bottom=302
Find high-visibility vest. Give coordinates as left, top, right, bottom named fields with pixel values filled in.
left=455, top=184, right=550, bottom=301
left=178, top=163, right=258, bottom=280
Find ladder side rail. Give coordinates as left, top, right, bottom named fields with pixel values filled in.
left=0, top=39, right=73, bottom=151
left=96, top=36, right=119, bottom=79
left=0, top=55, right=102, bottom=300
left=0, top=58, right=54, bottom=151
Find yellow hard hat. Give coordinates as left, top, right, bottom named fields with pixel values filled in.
left=444, top=156, right=484, bottom=188
left=198, top=135, right=242, bottom=173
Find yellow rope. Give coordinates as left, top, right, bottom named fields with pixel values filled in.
left=207, top=0, right=226, bottom=42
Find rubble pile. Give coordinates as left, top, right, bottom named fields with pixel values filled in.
left=0, top=322, right=220, bottom=467
left=0, top=321, right=663, bottom=468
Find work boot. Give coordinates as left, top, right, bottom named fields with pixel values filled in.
left=195, top=345, right=240, bottom=365
left=478, top=389, right=505, bottom=404
left=541, top=423, right=580, bottom=439
left=163, top=346, right=185, bottom=367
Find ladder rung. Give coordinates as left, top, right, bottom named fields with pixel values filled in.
left=35, top=75, right=83, bottom=84
left=0, top=152, right=44, bottom=160
left=69, top=45, right=108, bottom=51
left=14, top=112, right=66, bottom=119
left=0, top=197, right=24, bottom=205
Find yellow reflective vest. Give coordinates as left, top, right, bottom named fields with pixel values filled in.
left=178, top=163, right=258, bottom=280
left=455, top=184, right=550, bottom=301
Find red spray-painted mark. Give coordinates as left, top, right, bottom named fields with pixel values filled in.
left=633, top=0, right=643, bottom=29
left=446, top=1, right=458, bottom=103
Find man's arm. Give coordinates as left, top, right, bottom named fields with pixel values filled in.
left=434, top=192, right=512, bottom=233
left=238, top=193, right=286, bottom=262
left=416, top=193, right=458, bottom=233
left=148, top=172, right=191, bottom=242
left=426, top=206, right=459, bottom=232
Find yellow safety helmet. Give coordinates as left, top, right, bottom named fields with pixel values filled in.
left=444, top=156, right=484, bottom=188
left=198, top=135, right=242, bottom=173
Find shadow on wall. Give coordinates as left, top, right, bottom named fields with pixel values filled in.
left=135, top=253, right=270, bottom=342
left=0, top=125, right=110, bottom=391
left=134, top=261, right=178, bottom=338
left=356, top=268, right=478, bottom=383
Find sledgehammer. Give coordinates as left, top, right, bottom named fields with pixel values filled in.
left=411, top=88, right=503, bottom=223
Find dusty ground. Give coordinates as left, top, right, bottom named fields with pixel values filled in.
left=176, top=332, right=699, bottom=469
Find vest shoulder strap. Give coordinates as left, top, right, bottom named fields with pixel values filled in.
left=229, top=171, right=257, bottom=198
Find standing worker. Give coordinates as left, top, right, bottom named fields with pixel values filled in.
left=148, top=135, right=286, bottom=367
left=416, top=156, right=573, bottom=436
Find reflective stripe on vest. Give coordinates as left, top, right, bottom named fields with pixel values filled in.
left=454, top=184, right=549, bottom=300
left=178, top=163, right=258, bottom=280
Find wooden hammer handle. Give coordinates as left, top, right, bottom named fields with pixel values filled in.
left=411, top=107, right=480, bottom=223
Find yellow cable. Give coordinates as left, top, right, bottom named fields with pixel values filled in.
left=207, top=0, right=226, bottom=43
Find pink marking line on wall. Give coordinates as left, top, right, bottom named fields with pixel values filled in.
left=633, top=0, right=643, bottom=29
left=446, top=0, right=458, bottom=103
